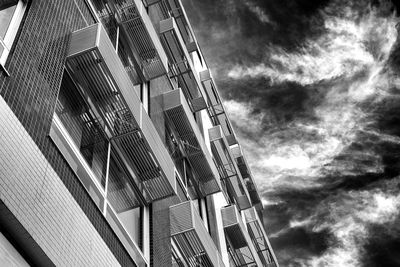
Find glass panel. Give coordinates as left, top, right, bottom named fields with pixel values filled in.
left=107, top=153, right=143, bottom=248
left=0, top=2, right=17, bottom=40
left=56, top=72, right=108, bottom=187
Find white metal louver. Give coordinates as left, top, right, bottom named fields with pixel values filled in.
left=170, top=201, right=226, bottom=267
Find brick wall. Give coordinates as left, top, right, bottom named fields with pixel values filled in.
left=0, top=0, right=137, bottom=266
left=0, top=95, right=120, bottom=266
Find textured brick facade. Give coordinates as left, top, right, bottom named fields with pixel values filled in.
left=0, top=1, right=137, bottom=266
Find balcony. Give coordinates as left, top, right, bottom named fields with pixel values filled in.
left=170, top=201, right=226, bottom=267
left=158, top=89, right=222, bottom=197
left=244, top=208, right=279, bottom=267
left=221, top=205, right=263, bottom=267
left=209, top=126, right=252, bottom=210
left=144, top=0, right=199, bottom=50
left=65, top=23, right=176, bottom=201
left=159, top=17, right=207, bottom=112
left=200, top=69, right=237, bottom=146
left=95, top=0, right=169, bottom=80
left=231, top=145, right=262, bottom=211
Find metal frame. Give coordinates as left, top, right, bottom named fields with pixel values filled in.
left=244, top=208, right=279, bottom=267
left=66, top=23, right=176, bottom=202
left=170, top=201, right=226, bottom=267
left=200, top=69, right=237, bottom=146
left=90, top=0, right=169, bottom=81
left=209, top=126, right=252, bottom=210
left=221, top=205, right=263, bottom=267
left=159, top=89, right=222, bottom=198
left=159, top=17, right=207, bottom=112
left=230, top=145, right=262, bottom=212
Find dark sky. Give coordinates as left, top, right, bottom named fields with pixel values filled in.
left=182, top=0, right=400, bottom=266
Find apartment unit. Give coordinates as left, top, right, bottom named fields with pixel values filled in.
left=0, top=0, right=279, bottom=266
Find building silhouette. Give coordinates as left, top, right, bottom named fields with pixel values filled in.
left=0, top=0, right=279, bottom=266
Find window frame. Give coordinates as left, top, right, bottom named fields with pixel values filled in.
left=0, top=0, right=27, bottom=69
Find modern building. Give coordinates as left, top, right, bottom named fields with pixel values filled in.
left=0, top=0, right=279, bottom=266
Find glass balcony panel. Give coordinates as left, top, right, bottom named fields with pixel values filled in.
left=160, top=17, right=207, bottom=112
left=230, top=145, right=262, bottom=209
left=170, top=201, right=226, bottom=267
left=200, top=69, right=237, bottom=146
left=244, top=208, right=280, bottom=267
left=56, top=72, right=108, bottom=188
left=221, top=205, right=263, bottom=267
left=209, top=126, right=251, bottom=210
left=113, top=0, right=168, bottom=79
left=106, top=204, right=147, bottom=266
left=157, top=89, right=222, bottom=197
left=66, top=23, right=176, bottom=202
left=91, top=0, right=168, bottom=80
left=144, top=0, right=196, bottom=47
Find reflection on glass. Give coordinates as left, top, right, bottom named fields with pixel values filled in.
left=56, top=73, right=108, bottom=187
left=0, top=1, right=17, bottom=40
left=107, top=152, right=143, bottom=248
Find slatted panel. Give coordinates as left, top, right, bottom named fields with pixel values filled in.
left=114, top=0, right=167, bottom=79
left=162, top=89, right=221, bottom=197
left=170, top=202, right=226, bottom=267
left=66, top=23, right=175, bottom=202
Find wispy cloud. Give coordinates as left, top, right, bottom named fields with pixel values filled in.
left=184, top=0, right=400, bottom=265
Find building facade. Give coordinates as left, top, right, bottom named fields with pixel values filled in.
left=0, top=0, right=279, bottom=266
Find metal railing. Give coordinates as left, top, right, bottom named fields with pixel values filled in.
left=66, top=23, right=176, bottom=202
left=170, top=201, right=226, bottom=267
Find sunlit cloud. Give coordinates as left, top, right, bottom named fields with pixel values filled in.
left=223, top=1, right=400, bottom=265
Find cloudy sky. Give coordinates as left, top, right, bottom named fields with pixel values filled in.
left=182, top=0, right=400, bottom=266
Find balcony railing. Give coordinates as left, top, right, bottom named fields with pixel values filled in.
left=221, top=205, right=263, bottom=267
left=93, top=0, right=169, bottom=80
left=230, top=145, right=262, bottom=211
left=158, top=89, right=222, bottom=197
left=170, top=201, right=226, bottom=267
left=144, top=0, right=198, bottom=50
left=66, top=23, right=176, bottom=202
left=159, top=17, right=207, bottom=112
left=244, top=208, right=280, bottom=267
left=209, top=126, right=252, bottom=210
left=200, top=69, right=237, bottom=146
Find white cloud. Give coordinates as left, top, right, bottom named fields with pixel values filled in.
left=243, top=1, right=274, bottom=25
left=225, top=1, right=399, bottom=192
left=223, top=3, right=400, bottom=264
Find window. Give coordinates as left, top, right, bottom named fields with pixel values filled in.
left=0, top=0, right=27, bottom=68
